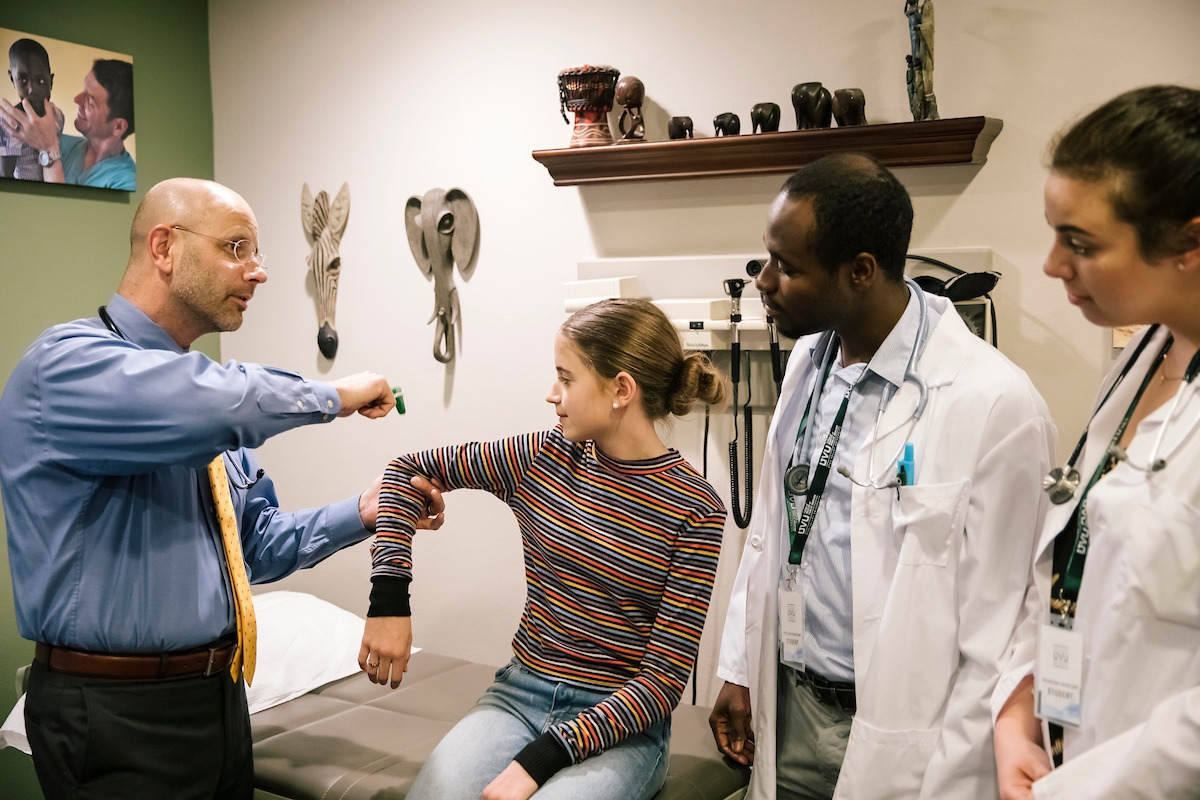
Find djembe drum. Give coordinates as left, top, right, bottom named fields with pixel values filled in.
left=558, top=65, right=620, bottom=147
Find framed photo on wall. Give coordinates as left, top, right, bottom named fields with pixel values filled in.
left=0, top=27, right=135, bottom=191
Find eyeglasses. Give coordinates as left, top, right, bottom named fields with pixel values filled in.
left=171, top=225, right=268, bottom=270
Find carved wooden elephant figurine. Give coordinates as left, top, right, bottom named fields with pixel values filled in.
left=713, top=112, right=741, bottom=136
left=832, top=88, right=868, bottom=126
left=791, top=82, right=832, bottom=129
left=667, top=116, right=693, bottom=140
left=751, top=102, right=781, bottom=133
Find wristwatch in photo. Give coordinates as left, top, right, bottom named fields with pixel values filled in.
left=38, top=148, right=61, bottom=167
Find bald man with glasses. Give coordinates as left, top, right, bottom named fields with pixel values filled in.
left=0, top=177, right=444, bottom=799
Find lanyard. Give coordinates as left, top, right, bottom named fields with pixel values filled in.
left=1046, top=327, right=1161, bottom=504
left=1051, top=335, right=1174, bottom=625
left=785, top=355, right=858, bottom=566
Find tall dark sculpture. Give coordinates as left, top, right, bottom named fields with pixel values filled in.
left=405, top=188, right=480, bottom=365
left=905, top=0, right=939, bottom=120
left=750, top=102, right=781, bottom=133
left=791, top=82, right=833, bottom=129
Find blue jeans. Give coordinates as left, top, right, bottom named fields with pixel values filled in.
left=407, top=659, right=670, bottom=800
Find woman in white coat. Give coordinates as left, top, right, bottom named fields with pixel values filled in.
left=992, top=85, right=1200, bottom=799
left=712, top=153, right=1056, bottom=799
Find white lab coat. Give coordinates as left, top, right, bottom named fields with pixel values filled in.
left=993, top=324, right=1200, bottom=799
left=718, top=296, right=1055, bottom=800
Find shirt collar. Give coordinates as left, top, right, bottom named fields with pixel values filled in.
left=866, top=285, right=923, bottom=390
left=803, top=283, right=926, bottom=390
left=104, top=294, right=188, bottom=354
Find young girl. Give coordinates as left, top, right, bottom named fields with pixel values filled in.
left=993, top=85, right=1200, bottom=799
left=360, top=297, right=729, bottom=800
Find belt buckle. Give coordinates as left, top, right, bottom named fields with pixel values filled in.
left=204, top=645, right=221, bottom=677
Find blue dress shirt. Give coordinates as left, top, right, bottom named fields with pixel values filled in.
left=0, top=295, right=369, bottom=653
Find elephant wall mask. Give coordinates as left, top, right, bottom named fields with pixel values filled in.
left=405, top=188, right=480, bottom=364
left=300, top=183, right=350, bottom=359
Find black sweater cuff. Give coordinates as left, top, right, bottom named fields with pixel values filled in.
left=367, top=576, right=411, bottom=617
left=513, top=732, right=573, bottom=786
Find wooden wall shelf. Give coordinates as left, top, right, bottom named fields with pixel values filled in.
left=532, top=116, right=1002, bottom=186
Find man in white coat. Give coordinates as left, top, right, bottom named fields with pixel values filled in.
left=709, top=153, right=1055, bottom=799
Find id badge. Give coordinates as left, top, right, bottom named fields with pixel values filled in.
left=1035, top=623, right=1084, bottom=729
left=778, top=586, right=805, bottom=665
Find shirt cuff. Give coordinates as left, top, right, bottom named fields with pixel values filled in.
left=312, top=381, right=341, bottom=421
left=513, top=732, right=573, bottom=786
left=322, top=494, right=372, bottom=549
left=368, top=576, right=411, bottom=617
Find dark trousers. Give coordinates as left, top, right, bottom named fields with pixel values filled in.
left=24, top=659, right=253, bottom=800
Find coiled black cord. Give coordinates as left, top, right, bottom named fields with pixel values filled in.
left=728, top=358, right=754, bottom=529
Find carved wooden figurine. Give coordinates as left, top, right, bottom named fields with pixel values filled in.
left=832, top=88, right=868, bottom=126
left=714, top=112, right=741, bottom=136
left=668, top=116, right=693, bottom=140
left=615, top=75, right=645, bottom=143
left=751, top=102, right=781, bottom=133
left=905, top=0, right=939, bottom=120
left=792, top=82, right=833, bottom=129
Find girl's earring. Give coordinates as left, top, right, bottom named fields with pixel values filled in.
left=612, top=402, right=619, bottom=410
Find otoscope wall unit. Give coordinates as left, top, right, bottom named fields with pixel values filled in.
left=573, top=254, right=791, bottom=352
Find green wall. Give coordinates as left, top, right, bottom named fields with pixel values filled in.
left=0, top=2, right=214, bottom=796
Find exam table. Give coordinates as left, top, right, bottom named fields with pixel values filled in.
left=3, top=592, right=749, bottom=800
left=251, top=648, right=749, bottom=800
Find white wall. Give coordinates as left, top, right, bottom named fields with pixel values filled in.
left=209, top=0, right=1200, bottom=704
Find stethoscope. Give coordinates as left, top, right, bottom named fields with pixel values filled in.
left=98, top=304, right=265, bottom=490
left=1043, top=324, right=1200, bottom=504
left=785, top=277, right=931, bottom=496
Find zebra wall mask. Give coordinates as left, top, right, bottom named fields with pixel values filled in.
left=301, top=183, right=350, bottom=359
left=404, top=188, right=480, bottom=364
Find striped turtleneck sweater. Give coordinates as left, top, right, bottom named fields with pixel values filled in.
left=370, top=426, right=726, bottom=782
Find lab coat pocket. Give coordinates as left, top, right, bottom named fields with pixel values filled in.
left=1120, top=496, right=1200, bottom=628
left=835, top=717, right=939, bottom=799
left=894, top=479, right=970, bottom=567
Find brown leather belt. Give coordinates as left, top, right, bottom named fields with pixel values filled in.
left=34, top=639, right=236, bottom=680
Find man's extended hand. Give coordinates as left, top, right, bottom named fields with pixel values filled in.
left=709, top=681, right=756, bottom=766
left=359, top=475, right=445, bottom=532
left=331, top=372, right=394, bottom=418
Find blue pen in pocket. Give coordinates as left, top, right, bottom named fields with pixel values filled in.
left=897, top=442, right=915, bottom=486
